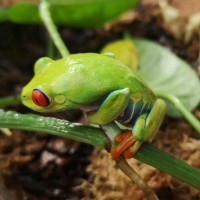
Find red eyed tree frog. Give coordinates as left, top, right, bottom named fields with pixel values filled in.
left=21, top=53, right=166, bottom=159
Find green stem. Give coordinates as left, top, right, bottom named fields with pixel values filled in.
left=47, top=36, right=55, bottom=58
left=158, top=92, right=200, bottom=133
left=0, top=110, right=200, bottom=189
left=39, top=0, right=70, bottom=57
left=0, top=95, right=21, bottom=107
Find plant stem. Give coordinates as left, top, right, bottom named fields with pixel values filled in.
left=116, top=156, right=159, bottom=200
left=39, top=0, right=70, bottom=57
left=0, top=110, right=200, bottom=189
left=47, top=36, right=55, bottom=58
left=0, top=95, right=21, bottom=107
left=158, top=92, right=200, bottom=134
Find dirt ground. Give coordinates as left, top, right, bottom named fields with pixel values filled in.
left=0, top=1, right=200, bottom=200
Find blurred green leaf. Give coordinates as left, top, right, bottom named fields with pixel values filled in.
left=133, top=38, right=200, bottom=117
left=1, top=0, right=140, bottom=27
left=8, top=2, right=40, bottom=24
left=0, top=7, right=8, bottom=22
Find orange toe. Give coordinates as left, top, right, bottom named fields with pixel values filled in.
left=115, top=130, right=132, bottom=142
left=124, top=147, right=134, bottom=159
left=110, top=148, right=121, bottom=158
left=110, top=131, right=135, bottom=159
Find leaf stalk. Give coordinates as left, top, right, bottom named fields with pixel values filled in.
left=39, top=0, right=70, bottom=57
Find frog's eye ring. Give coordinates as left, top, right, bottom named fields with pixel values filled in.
left=32, top=89, right=50, bottom=107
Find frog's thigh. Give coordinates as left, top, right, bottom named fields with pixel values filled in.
left=133, top=99, right=166, bottom=141
left=88, top=88, right=130, bottom=124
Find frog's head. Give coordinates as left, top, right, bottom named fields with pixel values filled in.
left=21, top=57, right=81, bottom=112
left=22, top=84, right=80, bottom=112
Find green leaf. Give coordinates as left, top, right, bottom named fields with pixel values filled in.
left=8, top=2, right=41, bottom=24
left=133, top=38, right=200, bottom=117
left=5, top=0, right=140, bottom=27
left=0, top=110, right=200, bottom=189
left=49, top=0, right=140, bottom=27
left=0, top=7, right=8, bottom=22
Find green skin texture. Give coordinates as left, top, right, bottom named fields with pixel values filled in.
left=22, top=53, right=166, bottom=152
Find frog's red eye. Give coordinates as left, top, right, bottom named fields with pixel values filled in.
left=32, top=89, right=50, bottom=107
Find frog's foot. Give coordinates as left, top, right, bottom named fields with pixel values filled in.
left=110, top=130, right=141, bottom=159
left=123, top=141, right=142, bottom=159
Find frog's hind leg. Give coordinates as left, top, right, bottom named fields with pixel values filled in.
left=134, top=99, right=166, bottom=141
left=127, top=99, right=166, bottom=158
left=111, top=99, right=166, bottom=159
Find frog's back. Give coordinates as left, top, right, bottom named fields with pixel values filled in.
left=61, top=53, right=156, bottom=104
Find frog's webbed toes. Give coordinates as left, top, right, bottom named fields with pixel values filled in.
left=110, top=130, right=138, bottom=159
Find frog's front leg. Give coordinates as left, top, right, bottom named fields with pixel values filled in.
left=111, top=99, right=166, bottom=159
left=87, top=88, right=130, bottom=124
